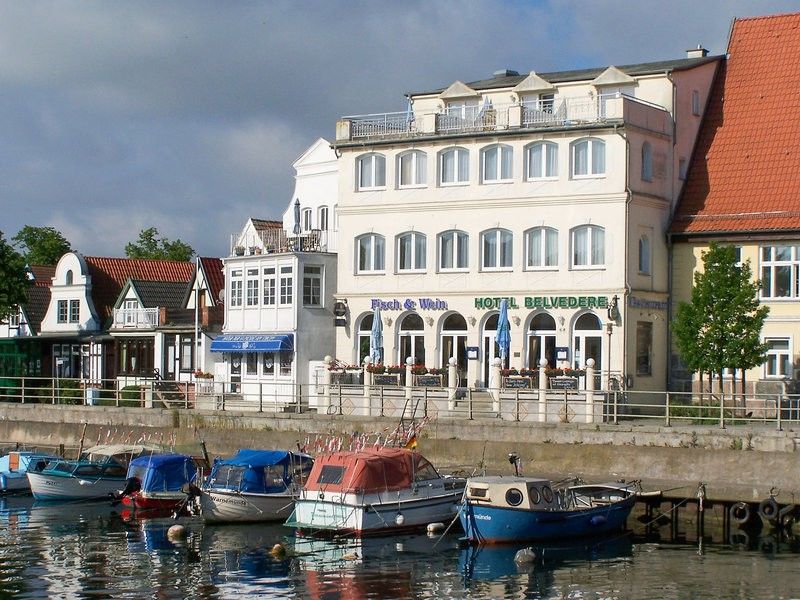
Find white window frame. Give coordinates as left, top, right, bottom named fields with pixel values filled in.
left=262, top=267, right=276, bottom=306
left=230, top=269, right=243, bottom=307
left=638, top=234, right=651, bottom=275
left=302, top=265, right=323, bottom=307
left=57, top=300, right=68, bottom=323
left=356, top=233, right=385, bottom=274
left=279, top=266, right=293, bottom=305
left=318, top=206, right=329, bottom=231
left=525, top=227, right=558, bottom=269
left=123, top=299, right=138, bottom=326
left=397, top=232, right=426, bottom=273
left=397, top=150, right=427, bottom=188
left=641, top=142, right=653, bottom=182
left=571, top=225, right=605, bottom=269
left=356, top=153, right=386, bottom=191
left=481, top=228, right=513, bottom=271
left=302, top=208, right=312, bottom=232
left=480, top=144, right=513, bottom=183
left=526, top=141, right=558, bottom=180
left=761, top=245, right=800, bottom=299
left=764, top=337, right=791, bottom=378
left=439, top=147, right=469, bottom=186
left=438, top=230, right=469, bottom=272
left=570, top=138, right=606, bottom=178
left=246, top=268, right=259, bottom=306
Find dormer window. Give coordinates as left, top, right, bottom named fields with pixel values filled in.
left=65, top=270, right=73, bottom=285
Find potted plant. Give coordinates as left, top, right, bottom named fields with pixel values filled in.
left=410, top=365, right=428, bottom=376
left=233, top=245, right=245, bottom=256
left=366, top=364, right=386, bottom=374
left=386, top=365, right=404, bottom=374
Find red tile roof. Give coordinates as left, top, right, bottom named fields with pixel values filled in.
left=199, top=257, right=224, bottom=306
left=23, top=266, right=55, bottom=333
left=84, top=256, right=194, bottom=323
left=672, top=12, right=800, bottom=235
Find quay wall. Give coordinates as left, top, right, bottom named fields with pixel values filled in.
left=1, top=403, right=798, bottom=504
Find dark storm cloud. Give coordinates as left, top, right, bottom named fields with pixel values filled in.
left=1, top=0, right=796, bottom=257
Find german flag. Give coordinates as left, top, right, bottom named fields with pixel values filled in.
left=404, top=434, right=417, bottom=450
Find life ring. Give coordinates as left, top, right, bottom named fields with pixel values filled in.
left=729, top=502, right=751, bottom=525
left=758, top=497, right=779, bottom=522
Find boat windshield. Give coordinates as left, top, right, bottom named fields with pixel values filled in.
left=210, top=465, right=245, bottom=490
left=47, top=461, right=75, bottom=474
left=413, top=459, right=440, bottom=482
left=128, top=465, right=149, bottom=482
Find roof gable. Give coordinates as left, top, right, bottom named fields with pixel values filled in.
left=591, top=66, right=636, bottom=87
left=511, top=71, right=555, bottom=94
left=672, top=12, right=800, bottom=235
left=438, top=81, right=479, bottom=100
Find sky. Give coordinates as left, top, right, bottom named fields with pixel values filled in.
left=1, top=0, right=797, bottom=259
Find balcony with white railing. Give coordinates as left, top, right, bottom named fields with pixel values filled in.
left=336, top=93, right=645, bottom=143
left=112, top=307, right=159, bottom=329
left=229, top=228, right=339, bottom=258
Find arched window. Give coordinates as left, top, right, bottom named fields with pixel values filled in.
left=65, top=270, right=73, bottom=285
left=398, top=313, right=425, bottom=365
left=639, top=234, right=651, bottom=275
left=528, top=313, right=556, bottom=369
left=525, top=227, right=558, bottom=268
left=356, top=153, right=386, bottom=190
left=526, top=142, right=558, bottom=179
left=439, top=147, right=469, bottom=185
left=356, top=233, right=385, bottom=273
left=438, top=230, right=469, bottom=271
left=571, top=225, right=605, bottom=268
left=480, top=144, right=513, bottom=183
left=481, top=228, right=513, bottom=270
left=357, top=314, right=374, bottom=364
left=397, top=232, right=426, bottom=272
left=571, top=138, right=605, bottom=177
left=318, top=206, right=329, bottom=231
left=441, top=313, right=468, bottom=384
left=573, top=312, right=603, bottom=372
left=641, top=142, right=653, bottom=181
left=398, top=150, right=427, bottom=187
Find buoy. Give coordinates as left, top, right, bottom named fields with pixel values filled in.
left=167, top=524, right=187, bottom=540
left=514, top=547, right=537, bottom=564
left=427, top=522, right=445, bottom=534
left=269, top=543, right=286, bottom=558
left=395, top=513, right=405, bottom=526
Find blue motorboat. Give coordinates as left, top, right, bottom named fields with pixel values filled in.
left=120, top=453, right=201, bottom=514
left=0, top=451, right=60, bottom=495
left=459, top=475, right=636, bottom=544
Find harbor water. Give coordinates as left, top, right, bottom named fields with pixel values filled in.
left=1, top=497, right=800, bottom=599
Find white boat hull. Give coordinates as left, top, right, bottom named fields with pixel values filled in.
left=199, top=489, right=295, bottom=523
left=27, top=472, right=125, bottom=501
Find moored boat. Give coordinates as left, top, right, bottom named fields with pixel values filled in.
left=459, top=475, right=636, bottom=544
left=287, top=446, right=465, bottom=536
left=195, top=449, right=313, bottom=523
left=0, top=451, right=60, bottom=495
left=119, top=453, right=201, bottom=514
left=27, top=444, right=159, bottom=502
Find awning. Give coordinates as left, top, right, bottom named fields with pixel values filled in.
left=210, top=333, right=294, bottom=353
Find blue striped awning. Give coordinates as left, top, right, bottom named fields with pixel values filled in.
left=210, top=333, right=294, bottom=353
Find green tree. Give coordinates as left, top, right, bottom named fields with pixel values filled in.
left=673, top=243, right=769, bottom=390
left=12, top=225, right=72, bottom=266
left=124, top=227, right=195, bottom=262
left=0, top=231, right=31, bottom=320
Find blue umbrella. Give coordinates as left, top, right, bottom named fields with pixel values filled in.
left=496, top=299, right=511, bottom=368
left=293, top=199, right=301, bottom=235
left=369, top=306, right=383, bottom=364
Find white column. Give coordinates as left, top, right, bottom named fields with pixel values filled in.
left=538, top=358, right=548, bottom=423
left=490, top=357, right=501, bottom=413
left=322, top=355, right=332, bottom=415
left=447, top=356, right=458, bottom=411
left=404, top=356, right=414, bottom=417
left=362, top=356, right=371, bottom=416
left=585, top=358, right=595, bottom=424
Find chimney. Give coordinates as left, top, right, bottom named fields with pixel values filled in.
left=686, top=45, right=709, bottom=59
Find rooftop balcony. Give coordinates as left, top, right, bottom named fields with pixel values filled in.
left=336, top=93, right=667, bottom=143
left=228, top=228, right=338, bottom=258
left=112, top=307, right=159, bottom=329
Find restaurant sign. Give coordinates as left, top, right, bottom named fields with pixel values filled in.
left=370, top=298, right=449, bottom=311
left=475, top=296, right=608, bottom=310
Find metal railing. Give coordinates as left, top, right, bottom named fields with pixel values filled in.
left=112, top=308, right=159, bottom=328
left=349, top=111, right=416, bottom=140
left=2, top=376, right=800, bottom=431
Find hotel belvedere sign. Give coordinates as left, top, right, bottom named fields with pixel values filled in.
left=474, top=296, right=609, bottom=310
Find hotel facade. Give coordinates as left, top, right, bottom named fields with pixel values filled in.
left=332, top=51, right=719, bottom=394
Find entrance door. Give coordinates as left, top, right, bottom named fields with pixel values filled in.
left=398, top=313, right=425, bottom=365
left=163, top=334, right=177, bottom=380
left=573, top=313, right=602, bottom=384
left=527, top=313, right=556, bottom=369
left=482, top=314, right=500, bottom=387
left=440, top=313, right=468, bottom=386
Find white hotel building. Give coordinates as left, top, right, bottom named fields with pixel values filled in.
left=332, top=50, right=719, bottom=393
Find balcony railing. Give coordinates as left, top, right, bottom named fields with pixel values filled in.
left=339, top=93, right=631, bottom=142
left=112, top=307, right=159, bottom=329
left=229, top=228, right=338, bottom=257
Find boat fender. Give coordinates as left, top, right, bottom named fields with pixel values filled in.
left=427, top=522, right=445, bottom=534
left=167, top=524, right=187, bottom=541
left=342, top=552, right=359, bottom=561
left=318, top=491, right=324, bottom=500
left=395, top=513, right=405, bottom=526
left=589, top=515, right=607, bottom=526
left=269, top=543, right=286, bottom=558
left=0, top=474, right=6, bottom=489
left=758, top=497, right=779, bottom=522
left=729, top=502, right=751, bottom=525
left=514, top=547, right=537, bottom=564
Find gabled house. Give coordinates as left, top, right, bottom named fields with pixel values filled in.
left=670, top=12, right=800, bottom=394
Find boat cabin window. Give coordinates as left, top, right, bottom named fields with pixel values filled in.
left=542, top=485, right=554, bottom=503
left=317, top=465, right=345, bottom=485
left=128, top=465, right=148, bottom=482
left=505, top=488, right=524, bottom=506
left=264, top=465, right=287, bottom=488
left=211, top=465, right=245, bottom=489
left=74, top=465, right=101, bottom=477
left=292, top=460, right=313, bottom=486
left=468, top=487, right=487, bottom=498
left=413, top=460, right=439, bottom=482
left=49, top=461, right=73, bottom=473
left=529, top=486, right=541, bottom=505
left=104, top=465, right=127, bottom=478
